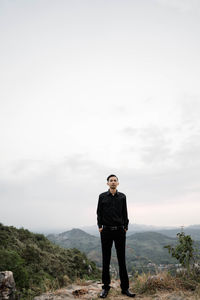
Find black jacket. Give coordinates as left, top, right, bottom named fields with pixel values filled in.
left=96, top=189, right=129, bottom=230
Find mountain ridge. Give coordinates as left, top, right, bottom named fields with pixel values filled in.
left=47, top=228, right=181, bottom=274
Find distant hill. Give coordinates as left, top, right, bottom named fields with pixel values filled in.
left=155, top=228, right=200, bottom=241
left=79, top=223, right=178, bottom=236
left=187, top=224, right=200, bottom=229
left=47, top=228, right=100, bottom=254
left=80, top=224, right=200, bottom=241
left=47, top=228, right=103, bottom=271
left=47, top=229, right=182, bottom=274
left=0, top=223, right=100, bottom=299
left=125, top=231, right=178, bottom=272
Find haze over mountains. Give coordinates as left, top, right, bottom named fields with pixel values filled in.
left=79, top=224, right=200, bottom=240
left=47, top=226, right=200, bottom=275
left=40, top=223, right=200, bottom=236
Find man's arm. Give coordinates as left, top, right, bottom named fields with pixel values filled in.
left=123, top=195, right=129, bottom=231
left=96, top=195, right=103, bottom=230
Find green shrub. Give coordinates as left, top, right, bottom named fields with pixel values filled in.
left=0, top=223, right=100, bottom=299
left=0, top=249, right=29, bottom=289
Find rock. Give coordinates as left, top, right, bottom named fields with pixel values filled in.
left=34, top=281, right=101, bottom=299
left=166, top=294, right=185, bottom=300
left=88, top=264, right=92, bottom=274
left=146, top=275, right=164, bottom=285
left=147, top=275, right=164, bottom=281
left=0, top=271, right=16, bottom=300
left=193, top=263, right=200, bottom=275
left=72, top=288, right=88, bottom=297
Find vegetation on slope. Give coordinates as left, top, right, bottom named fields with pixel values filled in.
left=48, top=229, right=179, bottom=273
left=0, top=223, right=100, bottom=299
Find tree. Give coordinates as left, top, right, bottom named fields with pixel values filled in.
left=164, top=231, right=194, bottom=273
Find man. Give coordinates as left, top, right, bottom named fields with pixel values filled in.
left=96, top=174, right=136, bottom=298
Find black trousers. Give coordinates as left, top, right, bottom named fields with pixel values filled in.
left=100, top=227, right=129, bottom=291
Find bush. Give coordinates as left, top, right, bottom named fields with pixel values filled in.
left=0, top=249, right=29, bottom=289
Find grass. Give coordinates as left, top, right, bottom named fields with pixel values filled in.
left=131, top=270, right=200, bottom=297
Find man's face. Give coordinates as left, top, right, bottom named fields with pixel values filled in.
left=107, top=176, right=119, bottom=189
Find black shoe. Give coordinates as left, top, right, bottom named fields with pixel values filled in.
left=99, top=289, right=109, bottom=298
left=121, top=289, right=136, bottom=297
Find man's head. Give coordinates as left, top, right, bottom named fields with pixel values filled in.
left=107, top=174, right=119, bottom=190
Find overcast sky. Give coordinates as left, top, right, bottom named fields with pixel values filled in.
left=1, top=0, right=200, bottom=233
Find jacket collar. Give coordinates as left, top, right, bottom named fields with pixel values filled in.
left=107, top=189, right=119, bottom=196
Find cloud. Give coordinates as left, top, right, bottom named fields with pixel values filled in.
left=1, top=147, right=200, bottom=231
left=118, top=118, right=200, bottom=206
left=120, top=162, right=200, bottom=207
left=155, top=0, right=200, bottom=13
left=179, top=94, right=200, bottom=127
left=173, top=133, right=200, bottom=168
left=0, top=0, right=200, bottom=231
left=120, top=93, right=200, bottom=169
left=121, top=127, right=139, bottom=136
left=0, top=155, right=106, bottom=230
left=120, top=125, right=173, bottom=167
left=131, top=198, right=200, bottom=227
left=138, top=126, right=172, bottom=165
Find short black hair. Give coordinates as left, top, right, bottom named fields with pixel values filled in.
left=107, top=174, right=118, bottom=182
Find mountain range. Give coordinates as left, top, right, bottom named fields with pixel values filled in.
left=79, top=224, right=200, bottom=241
left=47, top=228, right=193, bottom=274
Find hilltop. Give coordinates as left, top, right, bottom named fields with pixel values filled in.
left=34, top=278, right=199, bottom=299
left=47, top=228, right=100, bottom=253
left=0, top=223, right=100, bottom=299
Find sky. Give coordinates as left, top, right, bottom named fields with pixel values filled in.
left=0, top=0, right=200, bottom=233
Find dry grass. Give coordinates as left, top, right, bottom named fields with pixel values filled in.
left=74, top=277, right=96, bottom=286
left=131, top=271, right=200, bottom=296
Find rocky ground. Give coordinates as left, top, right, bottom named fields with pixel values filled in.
left=34, top=279, right=199, bottom=300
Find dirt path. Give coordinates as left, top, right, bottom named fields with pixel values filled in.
left=34, top=280, right=199, bottom=300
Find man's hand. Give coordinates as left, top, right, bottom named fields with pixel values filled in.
left=124, top=228, right=127, bottom=232
left=99, top=227, right=103, bottom=232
